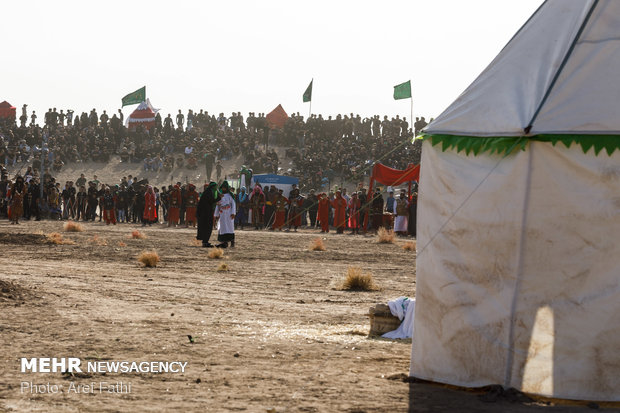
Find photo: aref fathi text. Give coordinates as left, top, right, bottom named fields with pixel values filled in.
left=21, top=381, right=131, bottom=394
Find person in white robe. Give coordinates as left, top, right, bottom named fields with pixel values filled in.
left=214, top=181, right=236, bottom=248
left=392, top=189, right=409, bottom=235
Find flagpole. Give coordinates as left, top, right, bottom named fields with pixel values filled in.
left=309, top=78, right=313, bottom=120
left=410, top=96, right=413, bottom=136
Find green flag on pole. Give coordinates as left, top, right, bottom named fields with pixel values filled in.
left=393, top=80, right=411, bottom=100
left=122, top=86, right=146, bottom=107
left=303, top=80, right=313, bottom=102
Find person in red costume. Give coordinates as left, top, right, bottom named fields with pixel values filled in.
left=271, top=189, right=288, bottom=231
left=167, top=184, right=182, bottom=227
left=348, top=191, right=361, bottom=234
left=331, top=190, right=347, bottom=234
left=184, top=184, right=199, bottom=227
left=317, top=193, right=330, bottom=233
left=142, top=186, right=157, bottom=226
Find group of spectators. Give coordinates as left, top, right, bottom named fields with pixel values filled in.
left=1, top=165, right=418, bottom=237
left=1, top=104, right=429, bottom=192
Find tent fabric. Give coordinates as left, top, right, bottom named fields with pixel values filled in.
left=367, top=163, right=419, bottom=212
left=411, top=0, right=620, bottom=401
left=425, top=0, right=620, bottom=137
left=265, top=104, right=288, bottom=129
left=411, top=140, right=620, bottom=401
left=126, top=100, right=156, bottom=130
left=250, top=174, right=299, bottom=198
left=0, top=101, right=16, bottom=119
left=368, top=163, right=420, bottom=187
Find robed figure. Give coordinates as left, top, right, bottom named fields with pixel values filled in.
left=196, top=182, right=221, bottom=248
left=143, top=186, right=157, bottom=225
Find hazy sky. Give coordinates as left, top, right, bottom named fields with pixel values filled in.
left=2, top=0, right=543, bottom=123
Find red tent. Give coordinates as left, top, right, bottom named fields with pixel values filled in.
left=0, top=101, right=16, bottom=120
left=367, top=162, right=420, bottom=200
left=126, top=100, right=156, bottom=131
left=364, top=162, right=420, bottom=230
left=266, top=104, right=288, bottom=129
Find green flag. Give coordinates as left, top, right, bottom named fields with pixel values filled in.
left=393, top=80, right=411, bottom=100
left=122, top=86, right=146, bottom=107
left=303, top=80, right=313, bottom=103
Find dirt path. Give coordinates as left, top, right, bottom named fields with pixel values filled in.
left=0, top=221, right=598, bottom=412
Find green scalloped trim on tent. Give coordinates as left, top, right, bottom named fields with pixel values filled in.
left=418, top=134, right=619, bottom=156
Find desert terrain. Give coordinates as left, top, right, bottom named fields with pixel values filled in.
left=0, top=220, right=605, bottom=412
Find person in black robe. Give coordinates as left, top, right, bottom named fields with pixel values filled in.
left=196, top=182, right=221, bottom=248
left=407, top=191, right=418, bottom=237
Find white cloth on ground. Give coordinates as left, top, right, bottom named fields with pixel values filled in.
left=383, top=297, right=415, bottom=339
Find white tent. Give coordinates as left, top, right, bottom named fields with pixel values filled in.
left=411, top=0, right=620, bottom=401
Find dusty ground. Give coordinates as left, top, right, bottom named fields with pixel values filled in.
left=0, top=220, right=606, bottom=412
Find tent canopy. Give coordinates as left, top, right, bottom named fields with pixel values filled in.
left=266, top=104, right=288, bottom=129
left=425, top=0, right=620, bottom=156
left=126, top=100, right=157, bottom=130
left=369, top=163, right=419, bottom=187
left=412, top=0, right=620, bottom=402
left=0, top=100, right=16, bottom=119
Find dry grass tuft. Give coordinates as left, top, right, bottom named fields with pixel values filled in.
left=131, top=230, right=146, bottom=239
left=377, top=227, right=395, bottom=244
left=138, top=250, right=160, bottom=267
left=88, top=235, right=108, bottom=246
left=64, top=221, right=84, bottom=232
left=402, top=241, right=416, bottom=251
left=217, top=262, right=229, bottom=272
left=339, top=266, right=379, bottom=291
left=309, top=238, right=326, bottom=251
left=208, top=248, right=224, bottom=259
left=46, top=232, right=76, bottom=245
left=118, top=241, right=127, bottom=247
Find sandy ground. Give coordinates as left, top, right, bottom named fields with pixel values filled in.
left=0, top=220, right=605, bottom=413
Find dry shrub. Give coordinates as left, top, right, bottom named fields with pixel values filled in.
left=340, top=266, right=379, bottom=291
left=377, top=227, right=395, bottom=244
left=131, top=230, right=146, bottom=239
left=64, top=221, right=84, bottom=232
left=118, top=241, right=127, bottom=247
left=138, top=250, right=160, bottom=267
left=309, top=238, right=326, bottom=251
left=89, top=235, right=108, bottom=246
left=217, top=263, right=229, bottom=272
left=402, top=241, right=416, bottom=251
left=46, top=232, right=75, bottom=245
left=207, top=248, right=224, bottom=259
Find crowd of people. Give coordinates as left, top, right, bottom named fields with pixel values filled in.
left=0, top=166, right=419, bottom=241
left=1, top=105, right=426, bottom=240
left=0, top=105, right=428, bottom=190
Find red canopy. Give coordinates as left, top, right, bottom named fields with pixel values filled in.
left=127, top=101, right=156, bottom=131
left=266, top=104, right=288, bottom=129
left=369, top=162, right=420, bottom=188
left=0, top=101, right=16, bottom=119
left=365, top=162, right=419, bottom=230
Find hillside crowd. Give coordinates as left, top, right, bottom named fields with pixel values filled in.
left=0, top=106, right=427, bottom=190
left=1, top=106, right=425, bottom=236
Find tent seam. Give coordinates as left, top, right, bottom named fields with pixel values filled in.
left=525, top=0, right=600, bottom=133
